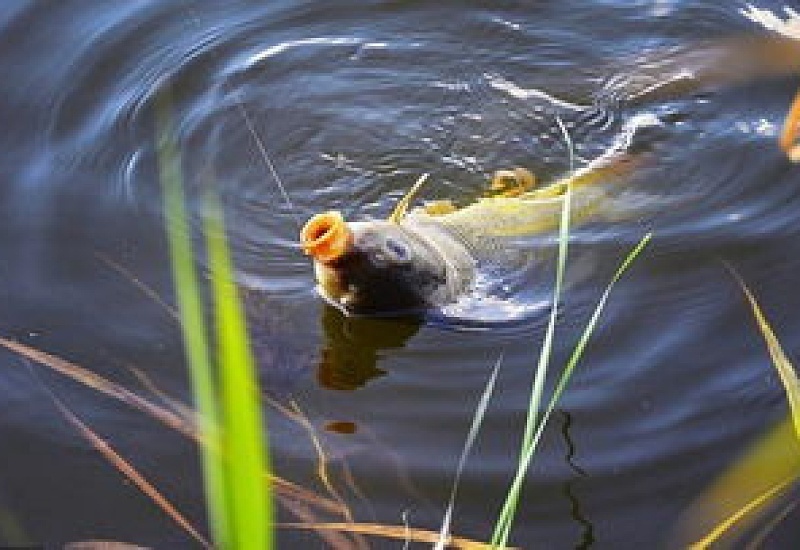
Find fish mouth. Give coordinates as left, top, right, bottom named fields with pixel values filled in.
left=302, top=211, right=360, bottom=314
left=300, top=210, right=353, bottom=264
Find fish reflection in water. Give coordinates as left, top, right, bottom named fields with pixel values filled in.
left=317, top=303, right=420, bottom=391
left=245, top=291, right=421, bottom=392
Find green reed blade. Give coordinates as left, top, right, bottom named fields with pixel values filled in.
left=490, top=131, right=575, bottom=548
left=520, top=233, right=651, bottom=464
left=736, top=276, right=800, bottom=442
left=492, top=232, right=652, bottom=548
left=435, top=354, right=504, bottom=550
left=205, top=192, right=274, bottom=550
left=155, top=90, right=230, bottom=549
left=681, top=270, right=800, bottom=547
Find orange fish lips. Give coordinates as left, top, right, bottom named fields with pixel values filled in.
left=300, top=210, right=354, bottom=264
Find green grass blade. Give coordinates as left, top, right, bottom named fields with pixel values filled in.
left=490, top=153, right=574, bottom=548
left=155, top=90, right=229, bottom=548
left=492, top=233, right=651, bottom=548
left=435, top=354, right=504, bottom=550
left=680, top=270, right=800, bottom=547
left=205, top=192, right=274, bottom=550
left=491, top=115, right=576, bottom=546
left=520, top=233, right=652, bottom=463
left=547, top=234, right=652, bottom=411
left=736, top=275, right=800, bottom=441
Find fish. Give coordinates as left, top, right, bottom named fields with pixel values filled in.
left=300, top=140, right=643, bottom=317
left=299, top=18, right=800, bottom=317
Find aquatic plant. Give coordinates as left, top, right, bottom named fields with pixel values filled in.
left=490, top=232, right=652, bottom=548
left=679, top=273, right=800, bottom=547
left=155, top=89, right=273, bottom=549
left=435, top=356, right=504, bottom=549
left=485, top=117, right=652, bottom=547
left=429, top=210, right=650, bottom=549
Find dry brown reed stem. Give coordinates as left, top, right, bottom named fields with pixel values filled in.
left=0, top=337, right=346, bottom=518
left=0, top=338, right=196, bottom=439
left=126, top=365, right=196, bottom=420
left=263, top=395, right=369, bottom=549
left=278, top=498, right=362, bottom=550
left=95, top=253, right=180, bottom=321
left=277, top=522, right=514, bottom=549
left=64, top=541, right=149, bottom=549
left=288, top=401, right=358, bottom=524
left=45, top=389, right=211, bottom=548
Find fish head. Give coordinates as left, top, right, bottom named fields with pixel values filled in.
left=300, top=211, right=449, bottom=315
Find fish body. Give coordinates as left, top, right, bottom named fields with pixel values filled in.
left=409, top=149, right=637, bottom=240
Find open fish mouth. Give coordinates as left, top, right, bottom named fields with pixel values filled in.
left=300, top=210, right=353, bottom=264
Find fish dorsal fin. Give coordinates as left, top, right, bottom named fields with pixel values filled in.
left=388, top=173, right=429, bottom=224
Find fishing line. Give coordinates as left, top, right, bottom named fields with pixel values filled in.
left=554, top=114, right=576, bottom=173
left=236, top=100, right=301, bottom=226
left=180, top=3, right=302, bottom=230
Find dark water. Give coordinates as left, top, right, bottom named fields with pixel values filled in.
left=2, top=1, right=800, bottom=548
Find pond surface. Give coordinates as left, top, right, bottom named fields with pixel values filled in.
left=1, top=1, right=800, bottom=548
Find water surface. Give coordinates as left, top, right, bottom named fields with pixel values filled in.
left=1, top=1, right=800, bottom=547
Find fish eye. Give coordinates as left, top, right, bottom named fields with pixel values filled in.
left=384, top=237, right=410, bottom=262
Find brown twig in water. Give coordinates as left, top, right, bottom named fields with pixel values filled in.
left=278, top=521, right=510, bottom=549
left=279, top=498, right=361, bottom=550
left=340, top=458, right=376, bottom=523
left=0, top=337, right=196, bottom=439
left=126, top=364, right=196, bottom=421
left=0, top=337, right=347, bottom=518
left=32, top=372, right=210, bottom=549
left=288, top=402, right=354, bottom=521
left=95, top=253, right=180, bottom=321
